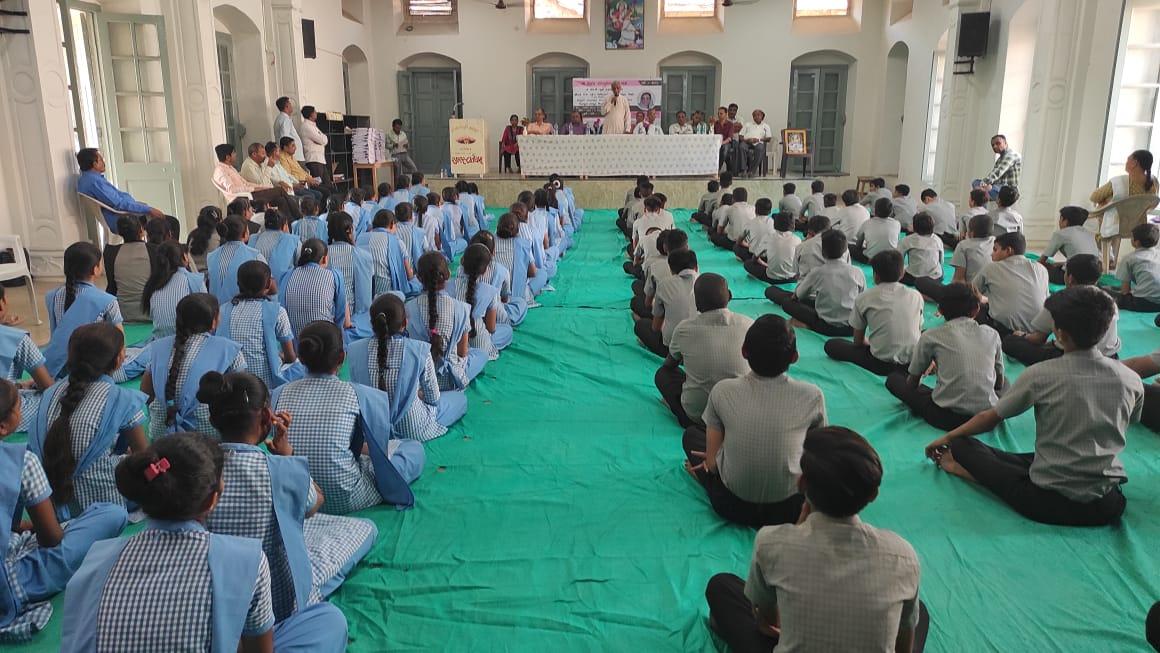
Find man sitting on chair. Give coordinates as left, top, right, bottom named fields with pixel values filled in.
left=739, top=110, right=773, bottom=177
left=76, top=148, right=164, bottom=232
left=212, top=144, right=285, bottom=205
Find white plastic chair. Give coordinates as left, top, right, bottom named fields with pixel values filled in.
left=211, top=176, right=253, bottom=206
left=0, top=235, right=42, bottom=325
left=77, top=192, right=125, bottom=248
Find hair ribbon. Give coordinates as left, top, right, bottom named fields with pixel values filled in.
left=145, top=457, right=171, bottom=482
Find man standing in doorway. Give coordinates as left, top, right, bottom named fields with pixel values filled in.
left=273, top=96, right=303, bottom=162
left=601, top=81, right=631, bottom=135
left=974, top=134, right=1022, bottom=201
left=388, top=119, right=420, bottom=175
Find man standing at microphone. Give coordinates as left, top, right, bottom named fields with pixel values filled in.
left=601, top=81, right=631, bottom=135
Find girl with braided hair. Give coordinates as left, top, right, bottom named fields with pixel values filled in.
left=186, top=204, right=223, bottom=272
left=140, top=293, right=245, bottom=441
left=405, top=252, right=487, bottom=391
left=494, top=212, right=546, bottom=303
left=414, top=194, right=442, bottom=254
left=142, top=241, right=206, bottom=342
left=60, top=432, right=349, bottom=652
left=43, top=242, right=123, bottom=379
left=271, top=321, right=425, bottom=513
left=466, top=230, right=528, bottom=326
left=206, top=215, right=266, bottom=309
left=279, top=238, right=349, bottom=340
left=349, top=294, right=466, bottom=442
left=325, top=211, right=374, bottom=338
left=439, top=187, right=468, bottom=257
left=451, top=244, right=512, bottom=360
left=0, top=378, right=126, bottom=642
left=29, top=323, right=147, bottom=520
left=218, top=260, right=299, bottom=390
left=198, top=371, right=376, bottom=621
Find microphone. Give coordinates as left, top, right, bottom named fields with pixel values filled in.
left=449, top=102, right=464, bottom=119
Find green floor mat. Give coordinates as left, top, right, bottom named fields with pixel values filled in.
left=7, top=210, right=1160, bottom=651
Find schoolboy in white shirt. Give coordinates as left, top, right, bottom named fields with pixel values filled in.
left=974, top=231, right=1049, bottom=336
left=899, top=212, right=945, bottom=287
left=832, top=190, right=869, bottom=243
left=1109, top=223, right=1160, bottom=311
left=851, top=198, right=901, bottom=263
left=793, top=216, right=849, bottom=281
left=745, top=212, right=801, bottom=285
left=825, top=250, right=923, bottom=376
left=768, top=230, right=866, bottom=337
left=1038, top=206, right=1098, bottom=285
left=919, top=188, right=958, bottom=247
left=733, top=198, right=774, bottom=263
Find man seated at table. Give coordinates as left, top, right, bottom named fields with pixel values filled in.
left=690, top=110, right=710, bottom=135
left=560, top=110, right=591, bottom=136
left=740, top=110, right=773, bottom=177
left=76, top=148, right=164, bottom=232
left=213, top=143, right=286, bottom=204
left=713, top=106, right=739, bottom=175
left=669, top=111, right=694, bottom=135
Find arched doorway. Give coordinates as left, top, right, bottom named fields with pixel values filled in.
left=878, top=41, right=909, bottom=176
left=527, top=52, right=589, bottom=128
left=789, top=50, right=856, bottom=173
left=398, top=53, right=462, bottom=173
left=342, top=45, right=371, bottom=116
left=658, top=51, right=721, bottom=130
left=212, top=5, right=266, bottom=151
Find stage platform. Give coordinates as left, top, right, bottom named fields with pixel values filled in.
left=465, top=172, right=867, bottom=210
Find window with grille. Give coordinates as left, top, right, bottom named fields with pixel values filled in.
left=663, top=0, right=715, bottom=18
left=407, top=0, right=455, bottom=18
left=534, top=0, right=585, bottom=19
left=794, top=0, right=849, bottom=18
left=922, top=51, right=945, bottom=183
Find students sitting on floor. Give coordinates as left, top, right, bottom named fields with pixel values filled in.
left=199, top=371, right=377, bottom=623
left=989, top=186, right=1024, bottom=236
left=207, top=216, right=266, bottom=310
left=975, top=231, right=1049, bottom=336
left=217, top=260, right=298, bottom=390
left=631, top=196, right=675, bottom=268
left=704, top=425, right=926, bottom=653
left=634, top=250, right=699, bottom=358
left=358, top=209, right=421, bottom=298
left=859, top=177, right=892, bottom=208
left=0, top=286, right=54, bottom=432
left=655, top=274, right=752, bottom=428
left=778, top=183, right=802, bottom=219
left=885, top=283, right=1005, bottom=431
left=744, top=211, right=801, bottom=284
left=250, top=208, right=301, bottom=284
left=767, top=230, right=866, bottom=337
left=624, top=182, right=654, bottom=239
left=899, top=212, right=945, bottom=287
left=682, top=314, right=825, bottom=528
left=291, top=196, right=328, bottom=242
left=920, top=188, right=959, bottom=247
left=617, top=176, right=649, bottom=234
left=925, top=286, right=1142, bottom=527
left=851, top=198, right=901, bottom=263
left=60, top=432, right=349, bottom=653
left=892, top=184, right=918, bottom=233
left=824, top=250, right=923, bottom=376
left=280, top=239, right=348, bottom=339
left=453, top=244, right=514, bottom=360
left=733, top=198, right=774, bottom=262
left=958, top=188, right=990, bottom=239
left=105, top=216, right=155, bottom=323
left=801, top=179, right=825, bottom=220
left=1107, top=223, right=1160, bottom=312
left=1038, top=206, right=1098, bottom=285
left=326, top=212, right=374, bottom=338
left=44, top=243, right=123, bottom=379
left=713, top=188, right=754, bottom=250
left=1003, top=254, right=1120, bottom=366
left=709, top=193, right=735, bottom=235
left=626, top=225, right=663, bottom=280
left=692, top=179, right=721, bottom=226
left=794, top=215, right=848, bottom=281
left=832, top=190, right=869, bottom=243
left=407, top=252, right=488, bottom=391
left=915, top=214, right=994, bottom=301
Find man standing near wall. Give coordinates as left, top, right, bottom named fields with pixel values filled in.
left=601, top=82, right=631, bottom=135
left=299, top=105, right=330, bottom=184
left=388, top=119, right=420, bottom=175
left=974, top=134, right=1022, bottom=201
left=273, top=96, right=303, bottom=162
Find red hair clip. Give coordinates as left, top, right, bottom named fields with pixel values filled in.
left=144, top=457, right=171, bottom=482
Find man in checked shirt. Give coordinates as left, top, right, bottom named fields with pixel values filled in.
left=973, top=134, right=1022, bottom=202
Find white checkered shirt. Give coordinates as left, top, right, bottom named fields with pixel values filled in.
left=147, top=334, right=246, bottom=442
left=282, top=266, right=340, bottom=338
left=51, top=282, right=122, bottom=326
left=225, top=300, right=294, bottom=390
left=363, top=338, right=446, bottom=442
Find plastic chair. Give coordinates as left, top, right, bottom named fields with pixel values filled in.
left=77, top=192, right=125, bottom=248
left=211, top=176, right=253, bottom=206
left=0, top=235, right=42, bottom=325
left=1090, top=194, right=1160, bottom=270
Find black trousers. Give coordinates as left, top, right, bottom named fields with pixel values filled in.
left=634, top=318, right=668, bottom=358
left=949, top=437, right=1127, bottom=526
left=501, top=151, right=521, bottom=172
left=303, top=162, right=334, bottom=204
left=655, top=365, right=692, bottom=428
left=1001, top=335, right=1063, bottom=367
left=743, top=258, right=796, bottom=285
left=1044, top=261, right=1065, bottom=286
left=733, top=241, right=753, bottom=262
left=710, top=232, right=735, bottom=250
left=974, top=305, right=1014, bottom=338
left=616, top=216, right=629, bottom=236
left=682, top=426, right=805, bottom=528
left=884, top=372, right=973, bottom=431
left=781, top=298, right=854, bottom=337
left=623, top=261, right=643, bottom=278
left=631, top=279, right=644, bottom=296
left=900, top=272, right=942, bottom=289
left=705, top=573, right=929, bottom=653
left=630, top=294, right=652, bottom=320
left=692, top=211, right=711, bottom=226
left=824, top=340, right=906, bottom=376
left=1110, top=291, right=1160, bottom=312
left=765, top=286, right=794, bottom=305
left=912, top=276, right=948, bottom=302
left=1142, top=384, right=1160, bottom=433
left=938, top=232, right=960, bottom=249
left=849, top=243, right=869, bottom=264
left=1147, top=601, right=1160, bottom=651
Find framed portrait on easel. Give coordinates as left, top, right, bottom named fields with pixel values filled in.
left=782, top=128, right=808, bottom=155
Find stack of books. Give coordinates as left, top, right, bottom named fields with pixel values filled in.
left=353, top=127, right=387, bottom=164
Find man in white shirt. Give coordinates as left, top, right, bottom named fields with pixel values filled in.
left=264, top=141, right=322, bottom=204
left=739, top=110, right=773, bottom=177
left=273, top=96, right=302, bottom=161
left=634, top=108, right=664, bottom=135
left=601, top=81, right=631, bottom=135
left=212, top=143, right=283, bottom=204
left=668, top=111, right=694, bottom=135
left=299, top=105, right=329, bottom=184
left=240, top=142, right=281, bottom=190
left=387, top=118, right=419, bottom=175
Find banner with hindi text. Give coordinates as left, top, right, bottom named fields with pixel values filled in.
left=449, top=119, right=487, bottom=176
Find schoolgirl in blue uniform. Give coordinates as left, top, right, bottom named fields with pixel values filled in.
left=218, top=260, right=299, bottom=390
left=406, top=253, right=488, bottom=391
left=468, top=230, right=528, bottom=326
left=453, top=182, right=481, bottom=239
left=206, top=215, right=266, bottom=309
left=495, top=212, right=546, bottom=300
left=385, top=175, right=411, bottom=210
left=141, top=241, right=206, bottom=342
left=394, top=202, right=427, bottom=265
left=409, top=172, right=431, bottom=200
left=198, top=371, right=376, bottom=620
left=441, top=187, right=469, bottom=256
left=271, top=321, right=425, bottom=514
left=343, top=188, right=364, bottom=236
left=416, top=194, right=443, bottom=255
left=44, top=243, right=123, bottom=379
left=60, top=431, right=349, bottom=652
left=532, top=188, right=566, bottom=258
left=250, top=209, right=302, bottom=285
left=0, top=379, right=127, bottom=643
left=452, top=244, right=513, bottom=360
left=357, top=209, right=422, bottom=298
left=349, top=294, right=466, bottom=442
left=0, top=285, right=53, bottom=432
left=29, top=323, right=147, bottom=520
left=468, top=182, right=490, bottom=232
left=279, top=239, right=348, bottom=340
left=291, top=196, right=328, bottom=242
left=513, top=201, right=557, bottom=285
left=325, top=212, right=374, bottom=338
left=141, top=293, right=245, bottom=442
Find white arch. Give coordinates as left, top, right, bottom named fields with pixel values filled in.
left=342, top=45, right=371, bottom=115
left=212, top=5, right=266, bottom=148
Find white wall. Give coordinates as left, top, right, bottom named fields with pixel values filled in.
left=300, top=0, right=377, bottom=116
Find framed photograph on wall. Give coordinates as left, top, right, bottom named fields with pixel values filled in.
left=606, top=0, right=644, bottom=50
left=782, top=128, right=808, bottom=155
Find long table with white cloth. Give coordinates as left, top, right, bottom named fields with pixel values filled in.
left=517, top=134, right=720, bottom=177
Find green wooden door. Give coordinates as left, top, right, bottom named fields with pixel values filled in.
left=788, top=66, right=847, bottom=173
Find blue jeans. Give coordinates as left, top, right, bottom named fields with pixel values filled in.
left=971, top=179, right=1003, bottom=201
